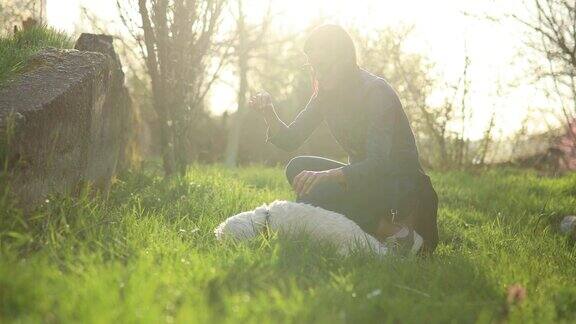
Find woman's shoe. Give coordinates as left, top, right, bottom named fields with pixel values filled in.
left=385, top=227, right=424, bottom=256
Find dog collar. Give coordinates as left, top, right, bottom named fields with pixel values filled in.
left=261, top=207, right=272, bottom=238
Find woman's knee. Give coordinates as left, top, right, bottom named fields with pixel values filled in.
left=285, top=156, right=308, bottom=185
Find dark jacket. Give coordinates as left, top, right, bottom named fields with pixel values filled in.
left=267, top=67, right=423, bottom=188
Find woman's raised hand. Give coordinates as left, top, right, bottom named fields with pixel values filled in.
left=248, top=91, right=274, bottom=118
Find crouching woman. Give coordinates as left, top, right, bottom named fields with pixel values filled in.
left=249, top=25, right=439, bottom=255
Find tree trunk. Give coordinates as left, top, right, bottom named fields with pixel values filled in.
left=224, top=1, right=249, bottom=168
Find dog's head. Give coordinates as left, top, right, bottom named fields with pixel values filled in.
left=214, top=204, right=270, bottom=241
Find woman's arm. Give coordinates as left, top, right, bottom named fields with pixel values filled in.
left=264, top=95, right=325, bottom=152
left=262, top=106, right=285, bottom=139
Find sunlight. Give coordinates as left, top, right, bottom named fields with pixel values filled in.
left=46, top=0, right=549, bottom=140
left=4, top=2, right=576, bottom=320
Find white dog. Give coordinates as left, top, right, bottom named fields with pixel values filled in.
left=214, top=200, right=388, bottom=257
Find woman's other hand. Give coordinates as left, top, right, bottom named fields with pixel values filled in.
left=293, top=168, right=346, bottom=197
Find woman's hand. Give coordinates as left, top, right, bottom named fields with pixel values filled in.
left=248, top=91, right=275, bottom=119
left=293, top=168, right=346, bottom=197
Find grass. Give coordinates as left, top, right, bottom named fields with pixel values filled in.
left=1, top=165, right=576, bottom=323
left=0, top=25, right=73, bottom=86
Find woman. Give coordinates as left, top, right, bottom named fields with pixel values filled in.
left=249, top=24, right=438, bottom=255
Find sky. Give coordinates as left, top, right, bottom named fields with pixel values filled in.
left=45, top=0, right=557, bottom=140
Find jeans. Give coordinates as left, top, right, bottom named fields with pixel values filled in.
left=285, top=155, right=420, bottom=235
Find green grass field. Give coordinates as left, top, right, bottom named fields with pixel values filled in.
left=1, top=165, right=575, bottom=323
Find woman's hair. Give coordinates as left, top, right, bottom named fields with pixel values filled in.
left=303, top=24, right=358, bottom=95
left=303, top=24, right=358, bottom=67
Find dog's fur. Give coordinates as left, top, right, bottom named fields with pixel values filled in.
left=214, top=200, right=388, bottom=257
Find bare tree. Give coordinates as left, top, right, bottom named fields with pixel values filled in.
left=223, top=0, right=273, bottom=167
left=475, top=111, right=497, bottom=166
left=110, top=0, right=227, bottom=176
left=513, top=0, right=576, bottom=132
left=454, top=53, right=472, bottom=167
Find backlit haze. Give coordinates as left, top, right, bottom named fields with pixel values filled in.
left=47, top=0, right=556, bottom=140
